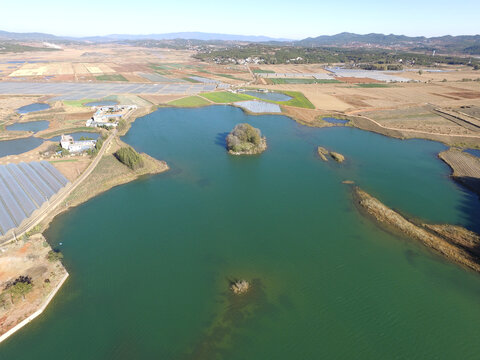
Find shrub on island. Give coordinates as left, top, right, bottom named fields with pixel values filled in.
left=226, top=123, right=267, bottom=155
left=114, top=146, right=144, bottom=170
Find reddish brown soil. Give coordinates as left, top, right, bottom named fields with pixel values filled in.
left=64, top=111, right=95, bottom=120
left=335, top=77, right=382, bottom=84
left=52, top=75, right=75, bottom=81
left=430, top=93, right=461, bottom=100
left=334, top=94, right=372, bottom=107
left=448, top=92, right=480, bottom=99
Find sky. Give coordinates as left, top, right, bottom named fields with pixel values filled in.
left=3, top=0, right=480, bottom=39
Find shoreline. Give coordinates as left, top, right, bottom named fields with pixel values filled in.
left=353, top=186, right=480, bottom=273
left=0, top=272, right=69, bottom=345
left=0, top=105, right=164, bottom=342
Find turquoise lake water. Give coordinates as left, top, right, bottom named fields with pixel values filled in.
left=1, top=105, right=480, bottom=359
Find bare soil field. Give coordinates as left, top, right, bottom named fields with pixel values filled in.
left=359, top=106, right=478, bottom=135
left=140, top=94, right=184, bottom=105
left=335, top=77, right=382, bottom=84
left=439, top=149, right=480, bottom=178
left=281, top=106, right=336, bottom=127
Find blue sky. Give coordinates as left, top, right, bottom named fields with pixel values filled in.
left=4, top=0, right=479, bottom=38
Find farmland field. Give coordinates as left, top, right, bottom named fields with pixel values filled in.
left=168, top=96, right=211, bottom=107
left=63, top=99, right=99, bottom=107
left=356, top=83, right=391, bottom=88
left=200, top=91, right=255, bottom=103
left=269, top=78, right=341, bottom=84
left=252, top=69, right=275, bottom=73
left=95, top=74, right=128, bottom=81
left=279, top=91, right=315, bottom=109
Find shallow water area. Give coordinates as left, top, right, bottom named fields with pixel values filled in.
left=2, top=106, right=480, bottom=359
left=323, top=117, right=349, bottom=124
left=465, top=148, right=480, bottom=158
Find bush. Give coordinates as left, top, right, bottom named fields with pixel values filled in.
left=117, top=119, right=127, bottom=131
left=47, top=250, right=63, bottom=262
left=114, top=147, right=144, bottom=170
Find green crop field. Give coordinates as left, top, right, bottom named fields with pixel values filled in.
left=95, top=74, right=128, bottom=82
left=280, top=91, right=315, bottom=109
left=355, top=83, right=391, bottom=88
left=252, top=69, right=275, bottom=74
left=200, top=92, right=255, bottom=103
left=214, top=73, right=245, bottom=81
left=269, top=78, right=340, bottom=84
left=63, top=99, right=98, bottom=107
left=168, top=96, right=211, bottom=107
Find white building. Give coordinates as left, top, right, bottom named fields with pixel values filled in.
left=60, top=134, right=96, bottom=153
left=86, top=104, right=137, bottom=128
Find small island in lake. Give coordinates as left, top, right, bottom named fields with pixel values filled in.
left=226, top=123, right=267, bottom=155
left=317, top=146, right=345, bottom=163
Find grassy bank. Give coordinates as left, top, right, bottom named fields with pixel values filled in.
left=64, top=137, right=168, bottom=209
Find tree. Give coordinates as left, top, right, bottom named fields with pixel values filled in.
left=114, top=147, right=144, bottom=170
left=6, top=276, right=33, bottom=302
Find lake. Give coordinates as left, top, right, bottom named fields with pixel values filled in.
left=0, top=137, right=44, bottom=158
left=6, top=120, right=49, bottom=133
left=16, top=103, right=50, bottom=114
left=2, top=106, right=480, bottom=359
left=48, top=132, right=100, bottom=142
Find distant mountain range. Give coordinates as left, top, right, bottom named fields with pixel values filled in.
left=0, top=30, right=291, bottom=43
left=1, top=30, right=479, bottom=54
left=297, top=32, right=480, bottom=54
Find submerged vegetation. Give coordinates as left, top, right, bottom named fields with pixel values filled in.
left=230, top=279, right=250, bottom=295
left=226, top=123, right=267, bottom=155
